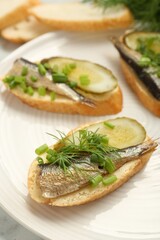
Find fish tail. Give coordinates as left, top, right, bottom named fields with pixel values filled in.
left=143, top=139, right=158, bottom=151
left=79, top=95, right=96, bottom=107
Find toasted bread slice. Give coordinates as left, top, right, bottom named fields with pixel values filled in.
left=7, top=85, right=122, bottom=116
left=28, top=151, right=153, bottom=206
left=0, top=0, right=40, bottom=30
left=1, top=16, right=54, bottom=44
left=29, top=2, right=133, bottom=31
left=28, top=117, right=156, bottom=206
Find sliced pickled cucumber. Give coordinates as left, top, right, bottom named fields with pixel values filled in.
left=75, top=117, right=146, bottom=149
left=42, top=57, right=117, bottom=94
left=87, top=117, right=146, bottom=149
left=124, top=32, right=160, bottom=53
left=66, top=117, right=146, bottom=149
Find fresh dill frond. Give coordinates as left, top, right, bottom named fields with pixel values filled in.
left=46, top=130, right=66, bottom=142
left=82, top=0, right=160, bottom=32
left=41, top=129, right=118, bottom=171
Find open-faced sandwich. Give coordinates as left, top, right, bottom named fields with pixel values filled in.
left=29, top=2, right=133, bottom=32
left=2, top=57, right=122, bottom=116
left=28, top=117, right=157, bottom=206
left=0, top=0, right=40, bottom=30
left=113, top=32, right=160, bottom=117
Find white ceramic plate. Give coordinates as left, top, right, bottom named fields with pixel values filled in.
left=0, top=32, right=160, bottom=240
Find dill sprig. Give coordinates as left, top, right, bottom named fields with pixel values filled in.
left=82, top=0, right=160, bottom=32
left=42, top=129, right=118, bottom=171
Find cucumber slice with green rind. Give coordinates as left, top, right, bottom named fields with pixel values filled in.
left=124, top=32, right=160, bottom=53
left=42, top=57, right=118, bottom=94
left=68, top=117, right=146, bottom=149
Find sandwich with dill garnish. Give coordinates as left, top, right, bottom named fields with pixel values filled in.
left=28, top=117, right=157, bottom=206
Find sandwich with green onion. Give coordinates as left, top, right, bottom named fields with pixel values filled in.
left=2, top=57, right=122, bottom=116
left=113, top=32, right=160, bottom=116
left=28, top=117, right=157, bottom=206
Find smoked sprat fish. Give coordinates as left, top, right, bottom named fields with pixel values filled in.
left=7, top=58, right=95, bottom=107
left=113, top=37, right=160, bottom=100
left=38, top=139, right=157, bottom=199
left=28, top=117, right=158, bottom=206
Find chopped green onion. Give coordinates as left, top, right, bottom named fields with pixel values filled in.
left=52, top=73, right=68, bottom=83
left=90, top=174, right=103, bottom=187
left=9, top=80, right=17, bottom=89
left=52, top=64, right=59, bottom=73
left=38, top=64, right=46, bottom=76
left=47, top=149, right=56, bottom=155
left=21, top=66, right=28, bottom=76
left=30, top=75, right=38, bottom=82
left=62, top=63, right=76, bottom=75
left=43, top=63, right=51, bottom=70
left=46, top=149, right=57, bottom=163
left=79, top=74, right=90, bottom=86
left=3, top=76, right=15, bottom=83
left=38, top=86, right=46, bottom=96
left=46, top=154, right=55, bottom=163
left=50, top=91, right=56, bottom=101
left=37, top=157, right=44, bottom=165
left=69, top=63, right=76, bottom=69
left=101, top=136, right=109, bottom=144
left=27, top=86, right=34, bottom=96
left=104, top=121, right=115, bottom=129
left=20, top=82, right=27, bottom=93
left=14, top=76, right=26, bottom=83
left=62, top=65, right=72, bottom=76
left=104, top=158, right=115, bottom=173
left=102, top=175, right=117, bottom=186
left=69, top=81, right=77, bottom=88
left=139, top=56, right=151, bottom=67
left=35, top=144, right=48, bottom=155
left=46, top=154, right=52, bottom=161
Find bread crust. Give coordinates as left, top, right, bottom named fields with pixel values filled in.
left=120, top=59, right=160, bottom=117
left=0, top=0, right=40, bottom=30
left=29, top=3, right=133, bottom=31
left=1, top=16, right=54, bottom=44
left=28, top=137, right=153, bottom=207
left=6, top=85, right=122, bottom=116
